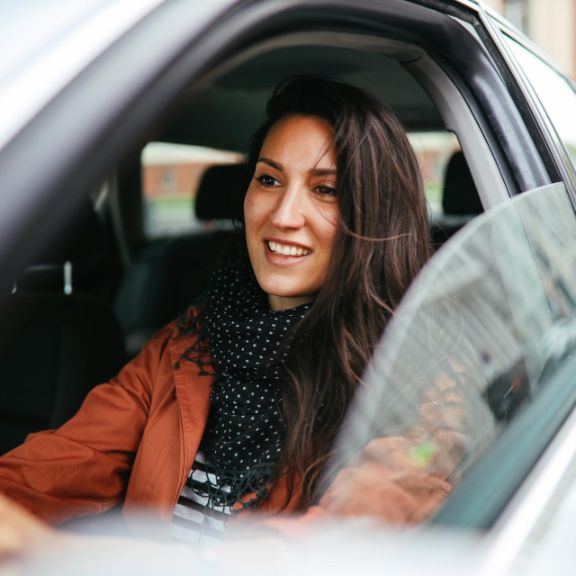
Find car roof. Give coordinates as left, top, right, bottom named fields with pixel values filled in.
left=159, top=39, right=444, bottom=152
left=0, top=0, right=493, bottom=153
left=0, top=0, right=168, bottom=148
left=0, top=0, right=164, bottom=78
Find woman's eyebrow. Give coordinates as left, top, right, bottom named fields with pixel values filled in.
left=312, top=168, right=337, bottom=176
left=257, top=157, right=283, bottom=170
left=257, top=157, right=336, bottom=176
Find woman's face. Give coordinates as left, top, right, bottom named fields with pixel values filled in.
left=244, top=114, right=339, bottom=311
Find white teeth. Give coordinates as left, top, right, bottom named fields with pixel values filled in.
left=268, top=241, right=311, bottom=257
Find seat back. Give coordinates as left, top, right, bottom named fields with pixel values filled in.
left=115, top=163, right=247, bottom=355
left=0, top=295, right=125, bottom=454
left=0, top=200, right=126, bottom=454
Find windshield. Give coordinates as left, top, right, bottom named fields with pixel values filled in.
left=330, top=182, right=576, bottom=525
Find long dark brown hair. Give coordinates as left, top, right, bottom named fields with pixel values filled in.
left=245, top=76, right=432, bottom=509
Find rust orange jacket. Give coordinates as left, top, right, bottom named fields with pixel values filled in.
left=0, top=308, right=454, bottom=528
left=0, top=309, right=300, bottom=526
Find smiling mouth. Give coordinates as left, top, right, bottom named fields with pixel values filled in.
left=266, top=240, right=311, bottom=257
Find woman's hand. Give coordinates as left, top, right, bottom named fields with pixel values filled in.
left=0, top=493, right=56, bottom=558
left=318, top=436, right=454, bottom=526
left=319, top=461, right=451, bottom=525
left=317, top=367, right=473, bottom=526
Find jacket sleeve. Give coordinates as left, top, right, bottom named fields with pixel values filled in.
left=0, top=322, right=176, bottom=526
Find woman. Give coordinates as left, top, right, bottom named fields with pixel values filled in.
left=0, top=76, right=433, bottom=545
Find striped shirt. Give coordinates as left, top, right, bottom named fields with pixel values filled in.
left=171, top=452, right=234, bottom=545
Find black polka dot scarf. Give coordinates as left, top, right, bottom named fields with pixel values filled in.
left=200, top=246, right=310, bottom=509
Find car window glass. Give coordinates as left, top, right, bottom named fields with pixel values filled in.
left=504, top=37, right=576, bottom=167
left=330, top=182, right=576, bottom=514
left=141, top=142, right=243, bottom=238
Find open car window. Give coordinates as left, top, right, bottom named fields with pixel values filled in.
left=331, top=181, right=576, bottom=528
left=141, top=142, right=243, bottom=238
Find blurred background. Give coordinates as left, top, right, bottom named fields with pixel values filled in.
left=485, top=0, right=576, bottom=80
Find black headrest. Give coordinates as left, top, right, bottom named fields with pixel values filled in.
left=195, top=163, right=248, bottom=221
left=442, top=151, right=483, bottom=216
left=15, top=199, right=111, bottom=294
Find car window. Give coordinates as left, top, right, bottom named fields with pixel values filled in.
left=503, top=36, right=576, bottom=167
left=331, top=181, right=576, bottom=527
left=141, top=142, right=243, bottom=238
left=408, top=131, right=460, bottom=216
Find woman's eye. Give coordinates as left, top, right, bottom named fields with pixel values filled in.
left=315, top=184, right=337, bottom=197
left=255, top=174, right=279, bottom=187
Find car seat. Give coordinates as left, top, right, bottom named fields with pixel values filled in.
left=115, top=163, right=247, bottom=355
left=0, top=200, right=126, bottom=454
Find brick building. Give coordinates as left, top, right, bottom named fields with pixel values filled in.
left=484, top=0, right=576, bottom=79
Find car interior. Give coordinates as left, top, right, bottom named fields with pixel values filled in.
left=0, top=31, right=494, bottom=460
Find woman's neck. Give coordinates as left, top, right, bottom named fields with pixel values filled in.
left=268, top=293, right=314, bottom=311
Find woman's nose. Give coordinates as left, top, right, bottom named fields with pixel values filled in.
left=270, top=186, right=306, bottom=229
